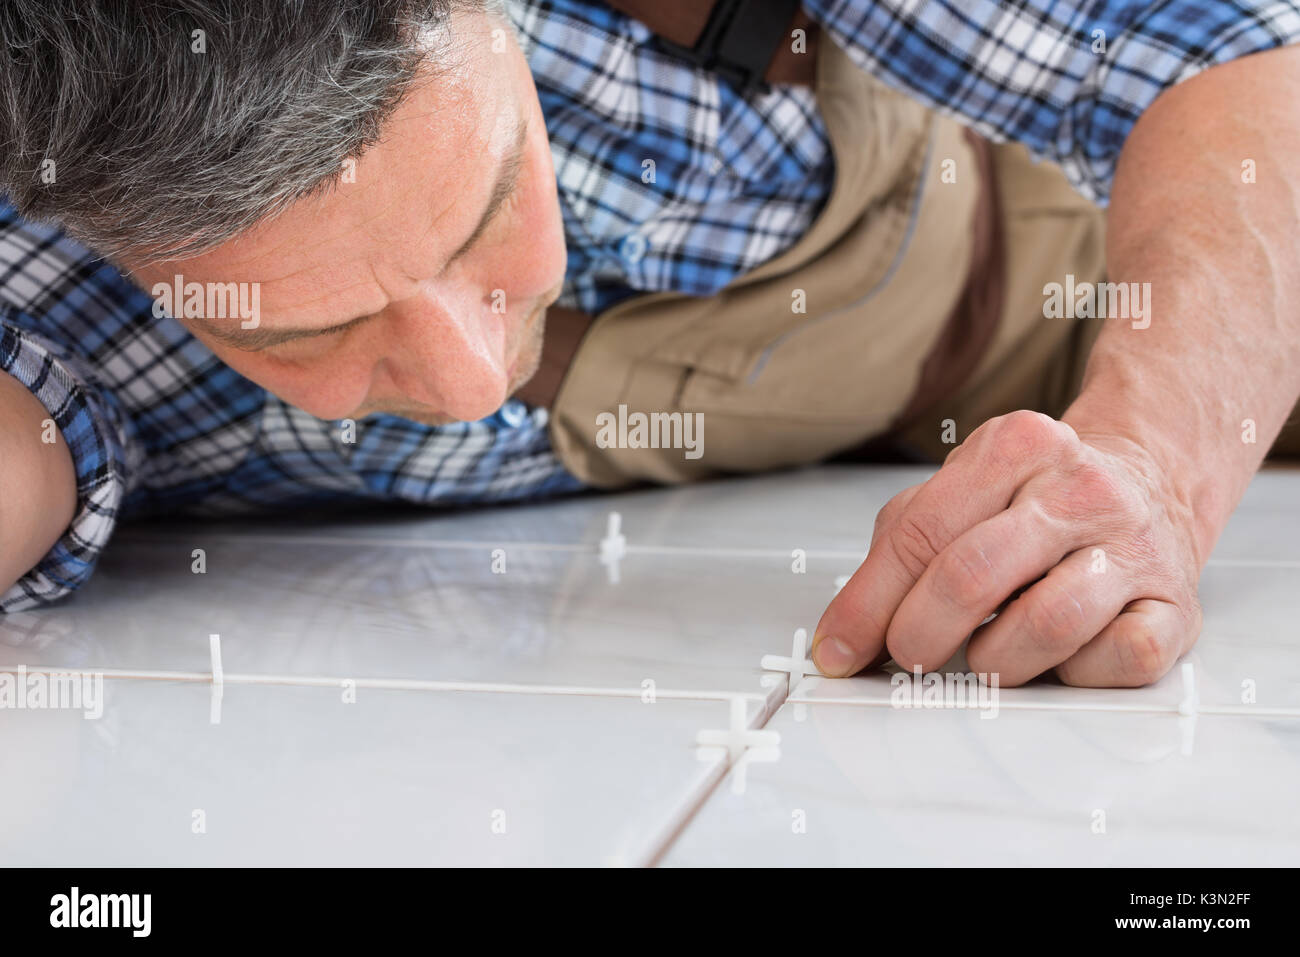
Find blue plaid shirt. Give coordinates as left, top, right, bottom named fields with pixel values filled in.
left=3, top=0, right=1298, bottom=611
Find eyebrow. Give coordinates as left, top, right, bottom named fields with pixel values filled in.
left=196, top=113, right=531, bottom=352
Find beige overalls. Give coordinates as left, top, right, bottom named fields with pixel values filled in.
left=532, top=30, right=1297, bottom=485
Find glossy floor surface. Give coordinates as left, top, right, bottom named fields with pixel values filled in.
left=1, top=464, right=1297, bottom=866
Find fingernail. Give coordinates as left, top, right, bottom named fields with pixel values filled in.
left=813, top=636, right=857, bottom=677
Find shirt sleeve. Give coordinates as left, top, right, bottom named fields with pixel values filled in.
left=0, top=312, right=134, bottom=612
left=805, top=0, right=1300, bottom=202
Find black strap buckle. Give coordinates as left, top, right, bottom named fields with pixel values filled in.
left=653, top=0, right=801, bottom=98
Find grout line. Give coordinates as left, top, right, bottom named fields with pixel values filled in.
left=7, top=665, right=1294, bottom=716
left=0, top=664, right=767, bottom=703
left=641, top=678, right=791, bottom=868
left=1195, top=705, right=1300, bottom=717
left=624, top=753, right=732, bottom=869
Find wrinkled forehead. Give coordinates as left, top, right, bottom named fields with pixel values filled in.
left=127, top=14, right=521, bottom=324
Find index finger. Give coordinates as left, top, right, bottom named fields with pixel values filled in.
left=811, top=412, right=1069, bottom=677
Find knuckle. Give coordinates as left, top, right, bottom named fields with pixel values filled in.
left=1067, top=462, right=1140, bottom=518
left=889, top=513, right=948, bottom=579
left=1022, top=582, right=1089, bottom=649
left=985, top=410, right=1069, bottom=464
left=1018, top=497, right=1060, bottom=539
left=1116, top=618, right=1176, bottom=686
left=872, top=484, right=922, bottom=542
left=935, top=540, right=996, bottom=609
left=872, top=507, right=892, bottom=543
left=873, top=499, right=902, bottom=538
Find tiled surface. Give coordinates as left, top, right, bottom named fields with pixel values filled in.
left=0, top=534, right=837, bottom=699
left=662, top=703, right=1300, bottom=866
left=1, top=463, right=1297, bottom=865
left=0, top=680, right=748, bottom=867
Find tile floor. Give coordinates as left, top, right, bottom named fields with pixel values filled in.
left=1, top=463, right=1297, bottom=866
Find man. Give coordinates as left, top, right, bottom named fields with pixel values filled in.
left=1, top=0, right=1297, bottom=689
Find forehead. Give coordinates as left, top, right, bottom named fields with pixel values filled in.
left=147, top=18, right=518, bottom=325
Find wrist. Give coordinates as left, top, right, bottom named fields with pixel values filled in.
left=1062, top=379, right=1229, bottom=569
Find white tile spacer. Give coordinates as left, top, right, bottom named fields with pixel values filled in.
left=599, top=511, right=626, bottom=584
left=209, top=633, right=224, bottom=725
left=759, top=628, right=818, bottom=697
left=695, top=695, right=780, bottom=764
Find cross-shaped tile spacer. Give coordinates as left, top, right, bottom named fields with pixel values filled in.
left=760, top=627, right=819, bottom=696
left=695, top=695, right=780, bottom=764
left=599, top=511, right=626, bottom=584
left=209, top=632, right=224, bottom=725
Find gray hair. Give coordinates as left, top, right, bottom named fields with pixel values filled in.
left=0, top=0, right=503, bottom=264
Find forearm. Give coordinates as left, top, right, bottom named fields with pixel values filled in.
left=1063, top=46, right=1300, bottom=566
left=0, top=370, right=76, bottom=592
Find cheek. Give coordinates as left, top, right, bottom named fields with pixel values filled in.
left=210, top=345, right=373, bottom=420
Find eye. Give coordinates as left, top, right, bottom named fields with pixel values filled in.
left=263, top=311, right=383, bottom=357
left=262, top=327, right=351, bottom=359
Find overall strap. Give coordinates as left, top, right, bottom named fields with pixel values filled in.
left=602, top=0, right=819, bottom=93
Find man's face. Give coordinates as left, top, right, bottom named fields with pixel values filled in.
left=127, top=10, right=565, bottom=426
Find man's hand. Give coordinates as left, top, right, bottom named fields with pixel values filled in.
left=812, top=411, right=1204, bottom=687
left=814, top=44, right=1300, bottom=688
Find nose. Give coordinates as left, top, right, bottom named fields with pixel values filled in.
left=381, top=283, right=510, bottom=422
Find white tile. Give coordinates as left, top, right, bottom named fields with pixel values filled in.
left=0, top=539, right=838, bottom=699
left=0, top=678, right=752, bottom=866
left=1197, top=561, right=1300, bottom=641
left=577, top=465, right=927, bottom=553
left=663, top=702, right=1300, bottom=866
left=116, top=463, right=922, bottom=554
left=1193, top=564, right=1300, bottom=711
